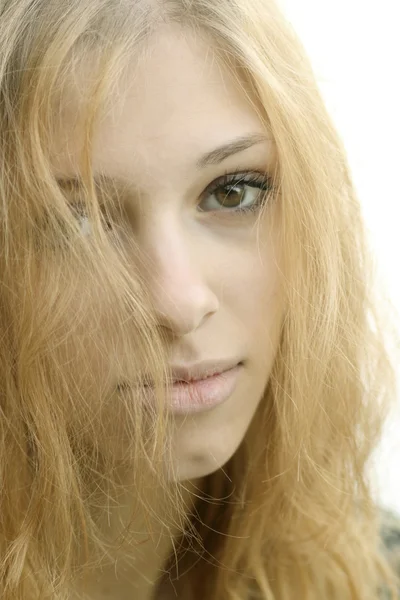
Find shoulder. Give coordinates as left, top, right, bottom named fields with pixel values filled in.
left=380, top=508, right=400, bottom=556
left=379, top=508, right=400, bottom=598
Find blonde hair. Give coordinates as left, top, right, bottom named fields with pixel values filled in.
left=0, top=0, right=399, bottom=598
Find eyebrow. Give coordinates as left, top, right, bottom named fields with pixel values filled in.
left=196, top=133, right=271, bottom=168
left=56, top=132, right=272, bottom=188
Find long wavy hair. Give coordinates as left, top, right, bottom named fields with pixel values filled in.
left=0, top=0, right=399, bottom=598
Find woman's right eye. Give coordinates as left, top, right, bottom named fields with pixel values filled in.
left=70, top=201, right=113, bottom=234
left=57, top=179, right=114, bottom=234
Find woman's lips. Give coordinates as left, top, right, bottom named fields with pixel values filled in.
left=167, top=364, right=242, bottom=414
left=118, top=363, right=242, bottom=414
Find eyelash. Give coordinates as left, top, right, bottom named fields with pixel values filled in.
left=200, top=168, right=277, bottom=215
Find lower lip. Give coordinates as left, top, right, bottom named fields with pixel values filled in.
left=168, top=364, right=242, bottom=414
left=120, top=364, right=242, bottom=415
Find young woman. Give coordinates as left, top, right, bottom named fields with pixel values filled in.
left=0, top=0, right=399, bottom=598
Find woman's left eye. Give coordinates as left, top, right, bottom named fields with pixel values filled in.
left=199, top=171, right=275, bottom=214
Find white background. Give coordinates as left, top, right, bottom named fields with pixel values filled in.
left=277, top=0, right=400, bottom=513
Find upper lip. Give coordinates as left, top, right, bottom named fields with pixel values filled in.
left=169, top=359, right=242, bottom=383
left=116, top=359, right=242, bottom=389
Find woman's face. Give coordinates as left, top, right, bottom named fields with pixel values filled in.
left=52, top=24, right=284, bottom=481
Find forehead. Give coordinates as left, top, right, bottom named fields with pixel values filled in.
left=52, top=24, right=270, bottom=179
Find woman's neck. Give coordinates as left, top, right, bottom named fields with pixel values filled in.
left=72, top=476, right=203, bottom=600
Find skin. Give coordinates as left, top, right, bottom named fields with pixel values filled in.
left=53, top=23, right=283, bottom=600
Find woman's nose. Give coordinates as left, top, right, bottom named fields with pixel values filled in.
left=139, top=224, right=219, bottom=337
